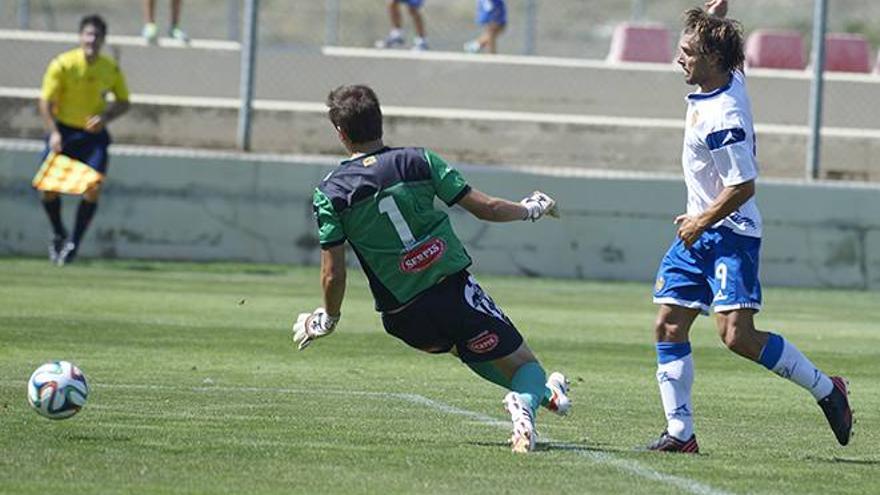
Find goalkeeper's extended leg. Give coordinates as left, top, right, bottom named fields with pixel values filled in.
left=488, top=344, right=548, bottom=453
left=466, top=360, right=542, bottom=453
left=466, top=362, right=570, bottom=416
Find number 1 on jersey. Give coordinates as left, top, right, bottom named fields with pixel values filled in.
left=378, top=196, right=417, bottom=250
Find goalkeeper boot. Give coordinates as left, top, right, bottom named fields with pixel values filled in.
left=646, top=430, right=699, bottom=454
left=545, top=371, right=571, bottom=416
left=818, top=376, right=853, bottom=446
left=503, top=392, right=536, bottom=453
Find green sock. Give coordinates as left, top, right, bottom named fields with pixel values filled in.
left=466, top=360, right=511, bottom=389
left=510, top=362, right=547, bottom=412
left=540, top=388, right=552, bottom=408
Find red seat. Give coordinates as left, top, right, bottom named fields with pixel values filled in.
left=745, top=30, right=805, bottom=70
left=824, top=33, right=871, bottom=73
left=607, top=23, right=672, bottom=64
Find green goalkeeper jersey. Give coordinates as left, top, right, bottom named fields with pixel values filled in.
left=313, top=147, right=473, bottom=311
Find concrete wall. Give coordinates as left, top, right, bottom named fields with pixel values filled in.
left=2, top=141, right=879, bottom=290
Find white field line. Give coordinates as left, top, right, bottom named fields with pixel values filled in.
left=3, top=86, right=879, bottom=140
left=0, top=29, right=240, bottom=51
left=402, top=394, right=734, bottom=495
left=4, top=380, right=733, bottom=495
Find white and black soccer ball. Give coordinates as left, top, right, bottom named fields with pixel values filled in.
left=27, top=361, right=89, bottom=420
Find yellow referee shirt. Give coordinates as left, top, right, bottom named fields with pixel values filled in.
left=40, top=48, right=130, bottom=130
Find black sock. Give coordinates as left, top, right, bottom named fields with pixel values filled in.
left=41, top=196, right=67, bottom=238
left=72, top=200, right=98, bottom=246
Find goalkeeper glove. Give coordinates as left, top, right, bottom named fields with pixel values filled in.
left=292, top=307, right=339, bottom=350
left=521, top=191, right=559, bottom=221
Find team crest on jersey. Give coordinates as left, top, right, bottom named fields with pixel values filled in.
left=465, top=330, right=500, bottom=354
left=362, top=156, right=378, bottom=167
left=655, top=276, right=665, bottom=292
left=399, top=237, right=446, bottom=273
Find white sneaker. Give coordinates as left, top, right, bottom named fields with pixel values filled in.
left=463, top=40, right=482, bottom=53
left=142, top=22, right=159, bottom=44
left=169, top=26, right=190, bottom=43
left=375, top=34, right=405, bottom=49
left=412, top=38, right=429, bottom=51
left=545, top=371, right=571, bottom=416
left=503, top=392, right=536, bottom=453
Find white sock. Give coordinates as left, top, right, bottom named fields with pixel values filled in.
left=390, top=28, right=403, bottom=39
left=761, top=333, right=834, bottom=401
left=656, top=353, right=694, bottom=440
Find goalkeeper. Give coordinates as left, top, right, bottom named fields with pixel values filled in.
left=36, top=14, right=130, bottom=266
left=294, top=84, right=569, bottom=453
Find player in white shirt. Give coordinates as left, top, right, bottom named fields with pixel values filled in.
left=647, top=0, right=852, bottom=453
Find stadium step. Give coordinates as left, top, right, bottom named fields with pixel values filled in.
left=607, top=23, right=672, bottom=64
left=823, top=33, right=872, bottom=73
left=745, top=30, right=805, bottom=70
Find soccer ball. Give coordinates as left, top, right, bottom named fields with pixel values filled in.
left=27, top=361, right=89, bottom=420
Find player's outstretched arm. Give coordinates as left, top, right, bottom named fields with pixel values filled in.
left=704, top=0, right=728, bottom=17
left=292, top=245, right=345, bottom=350
left=458, top=188, right=559, bottom=222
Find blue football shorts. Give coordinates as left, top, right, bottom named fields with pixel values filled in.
left=381, top=270, right=523, bottom=363
left=40, top=122, right=111, bottom=174
left=653, top=226, right=762, bottom=314
left=395, top=0, right=424, bottom=8
left=476, top=0, right=507, bottom=26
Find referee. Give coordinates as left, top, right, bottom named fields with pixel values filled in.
left=37, top=14, right=130, bottom=265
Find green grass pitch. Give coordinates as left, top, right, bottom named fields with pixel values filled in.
left=0, top=258, right=877, bottom=494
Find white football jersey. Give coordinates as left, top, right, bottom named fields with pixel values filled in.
left=682, top=70, right=762, bottom=238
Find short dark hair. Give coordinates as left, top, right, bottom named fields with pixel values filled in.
left=682, top=8, right=744, bottom=73
left=326, top=85, right=383, bottom=144
left=79, top=14, right=107, bottom=37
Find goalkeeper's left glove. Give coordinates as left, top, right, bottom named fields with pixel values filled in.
left=521, top=190, right=559, bottom=221
left=292, top=307, right=339, bottom=350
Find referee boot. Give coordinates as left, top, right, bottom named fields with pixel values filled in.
left=56, top=241, right=77, bottom=266
left=48, top=234, right=67, bottom=264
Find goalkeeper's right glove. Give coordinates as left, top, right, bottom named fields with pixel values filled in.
left=292, top=307, right=339, bottom=350
left=521, top=191, right=559, bottom=221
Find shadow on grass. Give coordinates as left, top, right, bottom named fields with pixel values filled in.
left=63, top=432, right=133, bottom=443
left=467, top=440, right=702, bottom=456
left=804, top=455, right=880, bottom=465
left=122, top=263, right=159, bottom=272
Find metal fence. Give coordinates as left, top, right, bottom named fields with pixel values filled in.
left=5, top=0, right=880, bottom=57
left=2, top=0, right=880, bottom=180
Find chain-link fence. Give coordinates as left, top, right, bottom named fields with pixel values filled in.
left=4, top=1, right=880, bottom=57
left=1, top=1, right=879, bottom=179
